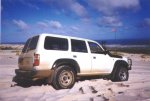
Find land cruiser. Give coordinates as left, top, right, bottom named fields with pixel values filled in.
left=13, top=33, right=132, bottom=89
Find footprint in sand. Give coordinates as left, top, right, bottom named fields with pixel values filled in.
left=89, top=86, right=98, bottom=94
left=105, top=82, right=113, bottom=86
left=79, top=87, right=84, bottom=94
left=117, top=83, right=130, bottom=87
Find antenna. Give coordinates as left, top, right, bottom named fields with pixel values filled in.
left=111, top=28, right=117, bottom=52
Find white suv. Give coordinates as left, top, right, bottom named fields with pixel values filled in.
left=13, top=33, right=132, bottom=89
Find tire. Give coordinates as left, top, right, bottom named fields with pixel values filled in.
left=112, top=66, right=129, bottom=82
left=52, top=65, right=76, bottom=89
left=13, top=76, right=33, bottom=87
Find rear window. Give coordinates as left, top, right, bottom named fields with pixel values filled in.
left=22, top=36, right=39, bottom=53
left=44, top=36, right=68, bottom=51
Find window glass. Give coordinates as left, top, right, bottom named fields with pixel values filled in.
left=71, top=39, right=87, bottom=53
left=22, top=35, right=39, bottom=53
left=88, top=42, right=104, bottom=54
left=29, top=36, right=39, bottom=50
left=44, top=36, right=68, bottom=51
left=22, top=38, right=31, bottom=53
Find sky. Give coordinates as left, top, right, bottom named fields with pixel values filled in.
left=1, top=0, right=150, bottom=43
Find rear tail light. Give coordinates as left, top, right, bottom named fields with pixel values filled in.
left=33, top=53, right=40, bottom=66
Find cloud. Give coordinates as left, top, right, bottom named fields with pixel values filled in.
left=36, top=20, right=62, bottom=29
left=13, top=20, right=29, bottom=30
left=37, top=21, right=48, bottom=28
left=70, top=2, right=88, bottom=18
left=138, top=18, right=150, bottom=28
left=97, top=16, right=123, bottom=27
left=71, top=26, right=79, bottom=31
left=19, top=0, right=39, bottom=10
left=87, top=0, right=140, bottom=15
left=43, top=0, right=88, bottom=18
left=49, top=20, right=62, bottom=29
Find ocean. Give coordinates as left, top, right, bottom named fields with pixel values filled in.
left=96, top=39, right=150, bottom=45
left=1, top=39, right=150, bottom=45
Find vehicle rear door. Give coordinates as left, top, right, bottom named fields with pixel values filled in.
left=18, top=36, right=39, bottom=70
left=71, top=39, right=91, bottom=73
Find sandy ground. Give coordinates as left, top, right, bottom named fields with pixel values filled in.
left=0, top=50, right=150, bottom=101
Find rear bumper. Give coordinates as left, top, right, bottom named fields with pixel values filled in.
left=15, top=69, right=36, bottom=78
left=14, top=69, right=53, bottom=81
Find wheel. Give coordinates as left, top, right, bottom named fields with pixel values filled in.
left=52, top=65, right=76, bottom=89
left=112, top=67, right=129, bottom=82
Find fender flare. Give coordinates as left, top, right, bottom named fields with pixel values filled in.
left=47, top=58, right=80, bottom=84
left=52, top=58, right=80, bottom=73
left=111, top=60, right=128, bottom=79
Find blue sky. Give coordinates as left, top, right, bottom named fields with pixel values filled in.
left=1, top=0, right=150, bottom=43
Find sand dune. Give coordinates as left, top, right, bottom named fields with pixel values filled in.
left=0, top=50, right=150, bottom=101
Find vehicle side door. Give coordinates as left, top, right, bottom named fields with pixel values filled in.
left=88, top=41, right=112, bottom=73
left=71, top=39, right=91, bottom=73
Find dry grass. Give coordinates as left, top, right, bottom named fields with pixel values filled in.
left=0, top=44, right=24, bottom=50
left=11, top=50, right=21, bottom=56
left=0, top=46, right=14, bottom=50
left=110, top=51, right=124, bottom=56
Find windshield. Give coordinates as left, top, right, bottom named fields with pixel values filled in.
left=22, top=35, right=39, bottom=53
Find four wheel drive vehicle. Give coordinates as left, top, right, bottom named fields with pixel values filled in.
left=13, top=33, right=132, bottom=89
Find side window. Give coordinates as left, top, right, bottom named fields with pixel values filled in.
left=88, top=42, right=104, bottom=54
left=71, top=39, right=87, bottom=53
left=44, top=36, right=68, bottom=51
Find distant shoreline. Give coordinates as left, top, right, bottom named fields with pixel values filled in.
left=1, top=38, right=150, bottom=45
left=0, top=43, right=25, bottom=45
left=0, top=44, right=150, bottom=54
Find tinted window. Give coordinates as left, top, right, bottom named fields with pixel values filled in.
left=44, top=36, right=68, bottom=51
left=22, top=36, right=39, bottom=53
left=71, top=39, right=87, bottom=53
left=22, top=38, right=31, bottom=53
left=88, top=42, right=104, bottom=54
left=29, top=36, right=39, bottom=50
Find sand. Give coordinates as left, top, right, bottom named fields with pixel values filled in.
left=0, top=50, right=150, bottom=101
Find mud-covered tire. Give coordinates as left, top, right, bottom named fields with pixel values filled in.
left=52, top=65, right=76, bottom=90
left=112, top=67, right=129, bottom=82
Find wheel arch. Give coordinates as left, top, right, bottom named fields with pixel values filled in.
left=111, top=60, right=128, bottom=79
left=52, top=58, right=80, bottom=73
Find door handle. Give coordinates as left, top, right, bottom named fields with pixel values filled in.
left=93, top=56, right=96, bottom=59
left=73, top=55, right=77, bottom=58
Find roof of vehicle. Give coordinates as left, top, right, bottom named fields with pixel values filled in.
left=37, top=33, right=98, bottom=43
